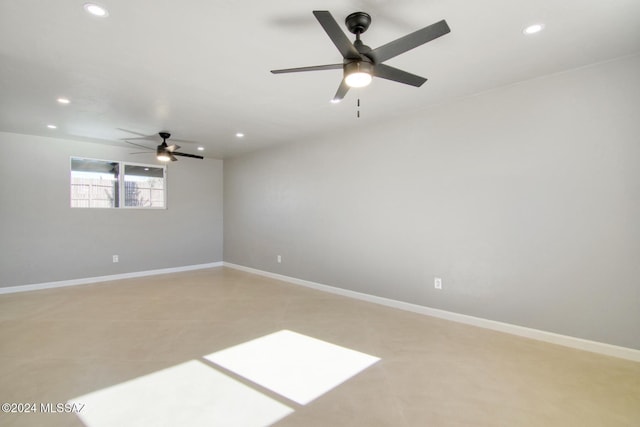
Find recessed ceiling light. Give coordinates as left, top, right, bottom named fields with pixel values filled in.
left=235, top=133, right=244, bottom=138
left=47, top=124, right=57, bottom=129
left=197, top=146, right=204, bottom=151
left=57, top=97, right=70, bottom=104
left=523, top=23, right=544, bottom=35
left=84, top=3, right=109, bottom=17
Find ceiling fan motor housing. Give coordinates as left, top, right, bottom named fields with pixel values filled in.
left=344, top=60, right=373, bottom=76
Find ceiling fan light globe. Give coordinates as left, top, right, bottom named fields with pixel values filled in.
left=344, top=61, right=373, bottom=88
left=156, top=145, right=171, bottom=162
left=345, top=72, right=372, bottom=88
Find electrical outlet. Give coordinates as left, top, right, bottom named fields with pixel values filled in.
left=434, top=277, right=442, bottom=290
left=112, top=255, right=119, bottom=263
left=277, top=255, right=282, bottom=263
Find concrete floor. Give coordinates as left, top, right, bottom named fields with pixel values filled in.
left=0, top=267, right=638, bottom=426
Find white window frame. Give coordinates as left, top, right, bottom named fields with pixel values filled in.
left=70, top=157, right=167, bottom=209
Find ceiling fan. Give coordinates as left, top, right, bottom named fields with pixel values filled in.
left=125, top=132, right=203, bottom=162
left=271, top=11, right=451, bottom=102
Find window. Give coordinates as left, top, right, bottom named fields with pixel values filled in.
left=71, top=157, right=166, bottom=209
left=123, top=164, right=165, bottom=208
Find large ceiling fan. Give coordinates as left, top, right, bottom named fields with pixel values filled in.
left=125, top=132, right=203, bottom=162
left=271, top=11, right=451, bottom=102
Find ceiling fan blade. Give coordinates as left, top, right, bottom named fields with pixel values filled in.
left=370, top=19, right=450, bottom=63
left=167, top=144, right=181, bottom=152
left=271, top=64, right=343, bottom=74
left=124, top=140, right=154, bottom=150
left=119, top=136, right=156, bottom=141
left=170, top=138, right=197, bottom=144
left=173, top=152, right=204, bottom=160
left=373, top=63, right=427, bottom=87
left=313, top=11, right=361, bottom=60
left=333, top=79, right=350, bottom=102
left=117, top=128, right=152, bottom=138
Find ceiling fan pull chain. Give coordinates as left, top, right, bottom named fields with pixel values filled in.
left=357, top=98, right=361, bottom=118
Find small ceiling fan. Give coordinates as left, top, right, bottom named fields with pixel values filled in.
left=125, top=132, right=203, bottom=162
left=271, top=11, right=451, bottom=102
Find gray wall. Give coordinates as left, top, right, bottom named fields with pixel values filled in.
left=224, top=54, right=640, bottom=349
left=0, top=132, right=223, bottom=287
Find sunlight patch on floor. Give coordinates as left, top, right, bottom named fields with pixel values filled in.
left=204, top=329, right=380, bottom=405
left=69, top=330, right=380, bottom=426
left=69, top=360, right=293, bottom=427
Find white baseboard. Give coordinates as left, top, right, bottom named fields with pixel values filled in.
left=0, top=262, right=223, bottom=295
left=223, top=262, right=640, bottom=363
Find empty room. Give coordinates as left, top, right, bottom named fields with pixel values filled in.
left=1, top=1, right=639, bottom=426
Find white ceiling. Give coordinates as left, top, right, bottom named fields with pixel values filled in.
left=1, top=0, right=639, bottom=159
